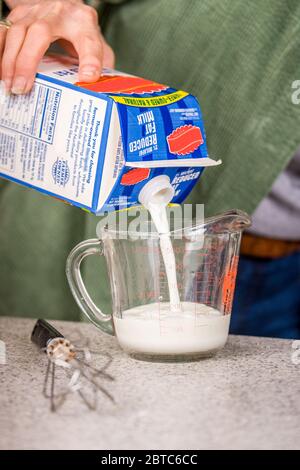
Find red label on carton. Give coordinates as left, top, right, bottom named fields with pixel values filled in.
left=77, top=75, right=168, bottom=95
left=121, top=168, right=151, bottom=186
left=167, top=125, right=204, bottom=155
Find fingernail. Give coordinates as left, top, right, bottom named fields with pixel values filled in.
left=11, top=76, right=27, bottom=95
left=80, top=67, right=99, bottom=78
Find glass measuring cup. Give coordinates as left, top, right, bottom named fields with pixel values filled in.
left=66, top=210, right=251, bottom=361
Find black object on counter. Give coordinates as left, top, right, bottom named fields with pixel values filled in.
left=31, top=319, right=64, bottom=350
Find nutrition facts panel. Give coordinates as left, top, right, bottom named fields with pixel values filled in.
left=0, top=81, right=61, bottom=144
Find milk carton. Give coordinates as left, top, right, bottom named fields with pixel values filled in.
left=0, top=55, right=220, bottom=214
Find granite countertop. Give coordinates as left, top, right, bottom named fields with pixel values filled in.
left=0, top=316, right=299, bottom=450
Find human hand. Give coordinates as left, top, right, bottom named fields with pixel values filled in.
left=0, top=0, right=114, bottom=94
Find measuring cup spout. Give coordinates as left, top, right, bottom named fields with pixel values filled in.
left=204, top=209, right=252, bottom=234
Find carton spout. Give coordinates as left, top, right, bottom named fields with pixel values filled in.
left=138, top=175, right=175, bottom=209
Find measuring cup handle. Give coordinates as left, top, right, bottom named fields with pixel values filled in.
left=66, top=239, right=114, bottom=336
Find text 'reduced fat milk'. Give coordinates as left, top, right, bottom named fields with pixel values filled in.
left=0, top=54, right=220, bottom=214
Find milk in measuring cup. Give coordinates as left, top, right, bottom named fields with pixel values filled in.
left=113, top=176, right=230, bottom=356
left=114, top=303, right=230, bottom=356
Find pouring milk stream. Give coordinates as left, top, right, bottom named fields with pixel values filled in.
left=138, top=176, right=181, bottom=312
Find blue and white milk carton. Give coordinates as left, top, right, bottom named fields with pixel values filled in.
left=0, top=55, right=220, bottom=213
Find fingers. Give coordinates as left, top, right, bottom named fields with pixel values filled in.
left=0, top=27, right=7, bottom=80
left=6, top=3, right=32, bottom=23
left=1, top=21, right=28, bottom=93
left=1, top=4, right=34, bottom=89
left=2, top=14, right=54, bottom=94
left=75, top=33, right=103, bottom=82
left=0, top=2, right=115, bottom=94
left=12, top=21, right=53, bottom=94
left=70, top=6, right=104, bottom=82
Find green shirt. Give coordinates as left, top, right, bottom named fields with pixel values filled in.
left=0, top=0, right=299, bottom=320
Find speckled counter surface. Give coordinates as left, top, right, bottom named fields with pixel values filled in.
left=0, top=316, right=299, bottom=450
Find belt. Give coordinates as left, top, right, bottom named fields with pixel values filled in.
left=240, top=233, right=300, bottom=259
